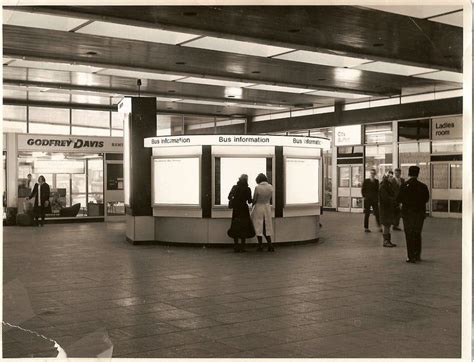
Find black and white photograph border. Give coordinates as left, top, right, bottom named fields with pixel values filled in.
left=1, top=0, right=473, bottom=360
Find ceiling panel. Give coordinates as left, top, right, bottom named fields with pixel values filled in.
left=246, top=84, right=317, bottom=94
left=414, top=71, right=463, bottom=83
left=354, top=61, right=436, bottom=76
left=363, top=5, right=462, bottom=19
left=71, top=94, right=112, bottom=105
left=3, top=9, right=86, bottom=31
left=96, top=69, right=182, bottom=82
left=76, top=21, right=199, bottom=45
left=8, top=59, right=102, bottom=73
left=275, top=50, right=371, bottom=68
left=177, top=77, right=255, bottom=88
left=183, top=36, right=294, bottom=58
left=429, top=11, right=463, bottom=28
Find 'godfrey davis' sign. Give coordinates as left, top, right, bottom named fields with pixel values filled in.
left=144, top=135, right=330, bottom=150
left=17, top=134, right=124, bottom=153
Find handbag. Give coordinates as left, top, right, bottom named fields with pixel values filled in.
left=228, top=186, right=236, bottom=209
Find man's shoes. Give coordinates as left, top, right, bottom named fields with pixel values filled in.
left=364, top=229, right=371, bottom=233
left=406, top=259, right=416, bottom=263
left=383, top=242, right=396, bottom=248
left=393, top=226, right=402, bottom=231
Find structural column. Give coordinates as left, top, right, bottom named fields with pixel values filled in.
left=118, top=97, right=157, bottom=244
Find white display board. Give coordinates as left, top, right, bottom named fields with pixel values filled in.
left=285, top=158, right=319, bottom=204
left=335, top=125, right=362, bottom=146
left=219, top=157, right=267, bottom=205
left=153, top=157, right=200, bottom=205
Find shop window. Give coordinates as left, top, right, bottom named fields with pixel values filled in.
left=72, top=126, right=110, bottom=136
left=88, top=159, right=104, bottom=216
left=351, top=197, right=363, bottom=209
left=338, top=167, right=350, bottom=187
left=432, top=199, right=448, bottom=212
left=351, top=165, right=362, bottom=187
left=337, top=146, right=363, bottom=158
left=450, top=164, right=462, bottom=189
left=450, top=200, right=462, bottom=213
left=338, top=196, right=350, bottom=208
left=29, top=123, right=70, bottom=135
left=432, top=164, right=448, bottom=189
left=365, top=144, right=393, bottom=178
left=398, top=119, right=430, bottom=141
left=399, top=142, right=430, bottom=186
left=432, top=141, right=463, bottom=154
left=107, top=201, right=125, bottom=216
left=365, top=123, right=392, bottom=144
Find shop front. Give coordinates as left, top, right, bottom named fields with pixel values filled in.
left=4, top=133, right=124, bottom=223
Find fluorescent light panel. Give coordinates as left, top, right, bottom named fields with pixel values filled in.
left=7, top=59, right=102, bottom=73
left=429, top=11, right=463, bottom=28
left=3, top=9, right=86, bottom=31
left=414, top=71, right=463, bottom=83
left=246, top=84, right=316, bottom=93
left=354, top=61, right=435, bottom=76
left=363, top=5, right=462, bottom=19
left=177, top=77, right=255, bottom=88
left=96, top=68, right=183, bottom=81
left=305, top=90, right=370, bottom=99
left=77, top=21, right=198, bottom=45
left=275, top=50, right=370, bottom=68
left=183, top=36, right=294, bottom=57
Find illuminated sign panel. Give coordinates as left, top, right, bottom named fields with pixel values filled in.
left=285, top=158, right=319, bottom=204
left=334, top=125, right=362, bottom=146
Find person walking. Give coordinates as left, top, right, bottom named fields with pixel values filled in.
left=252, top=173, right=274, bottom=252
left=362, top=168, right=381, bottom=232
left=379, top=173, right=397, bottom=248
left=26, top=175, right=51, bottom=227
left=227, top=174, right=255, bottom=252
left=391, top=168, right=405, bottom=230
left=396, top=166, right=429, bottom=263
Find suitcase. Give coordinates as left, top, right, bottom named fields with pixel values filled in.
left=16, top=213, right=34, bottom=226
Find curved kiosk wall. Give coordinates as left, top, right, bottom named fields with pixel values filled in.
left=137, top=134, right=329, bottom=245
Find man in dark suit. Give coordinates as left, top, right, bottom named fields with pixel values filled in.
left=391, top=168, right=405, bottom=230
left=397, top=166, right=429, bottom=263
left=362, top=168, right=381, bottom=232
left=27, top=175, right=51, bottom=227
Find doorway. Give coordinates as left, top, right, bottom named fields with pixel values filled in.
left=431, top=161, right=462, bottom=218
left=337, top=164, right=363, bottom=213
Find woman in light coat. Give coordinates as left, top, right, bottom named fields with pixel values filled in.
left=252, top=173, right=274, bottom=252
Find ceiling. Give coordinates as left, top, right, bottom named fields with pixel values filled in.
left=2, top=5, right=463, bottom=120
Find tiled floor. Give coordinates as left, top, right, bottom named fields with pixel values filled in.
left=3, top=212, right=462, bottom=358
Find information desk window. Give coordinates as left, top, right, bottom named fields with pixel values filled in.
left=214, top=156, right=273, bottom=206
left=152, top=156, right=201, bottom=206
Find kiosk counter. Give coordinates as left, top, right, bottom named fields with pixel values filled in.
left=129, top=134, right=329, bottom=245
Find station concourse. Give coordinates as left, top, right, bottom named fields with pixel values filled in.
left=2, top=4, right=468, bottom=359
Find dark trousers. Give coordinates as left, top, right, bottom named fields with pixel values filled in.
left=34, top=206, right=46, bottom=225
left=363, top=198, right=380, bottom=229
left=393, top=205, right=402, bottom=227
left=402, top=211, right=425, bottom=261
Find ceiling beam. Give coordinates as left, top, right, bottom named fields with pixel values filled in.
left=3, top=25, right=441, bottom=98
left=247, top=97, right=462, bottom=133
left=6, top=5, right=462, bottom=72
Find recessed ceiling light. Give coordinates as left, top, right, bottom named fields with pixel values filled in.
left=85, top=51, right=98, bottom=56
left=317, top=78, right=326, bottom=81
left=168, top=90, right=176, bottom=93
left=166, top=107, right=173, bottom=110
left=227, top=95, right=235, bottom=98
left=175, top=61, right=186, bottom=65
left=183, top=11, right=197, bottom=16
left=373, top=43, right=384, bottom=47
left=251, top=71, right=261, bottom=74
left=288, top=29, right=300, bottom=33
left=281, top=100, right=287, bottom=102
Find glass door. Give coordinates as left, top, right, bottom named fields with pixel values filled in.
left=431, top=161, right=462, bottom=218
left=337, top=164, right=363, bottom=213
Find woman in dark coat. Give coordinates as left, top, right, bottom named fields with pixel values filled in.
left=227, top=174, right=255, bottom=252
left=379, top=173, right=397, bottom=248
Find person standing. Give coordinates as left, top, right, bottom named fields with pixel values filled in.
left=27, top=175, right=51, bottom=227
left=362, top=168, right=381, bottom=232
left=379, top=173, right=397, bottom=247
left=26, top=173, right=34, bottom=190
left=252, top=173, right=274, bottom=252
left=397, top=166, right=429, bottom=263
left=391, top=168, right=405, bottom=230
left=227, top=174, right=255, bottom=252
